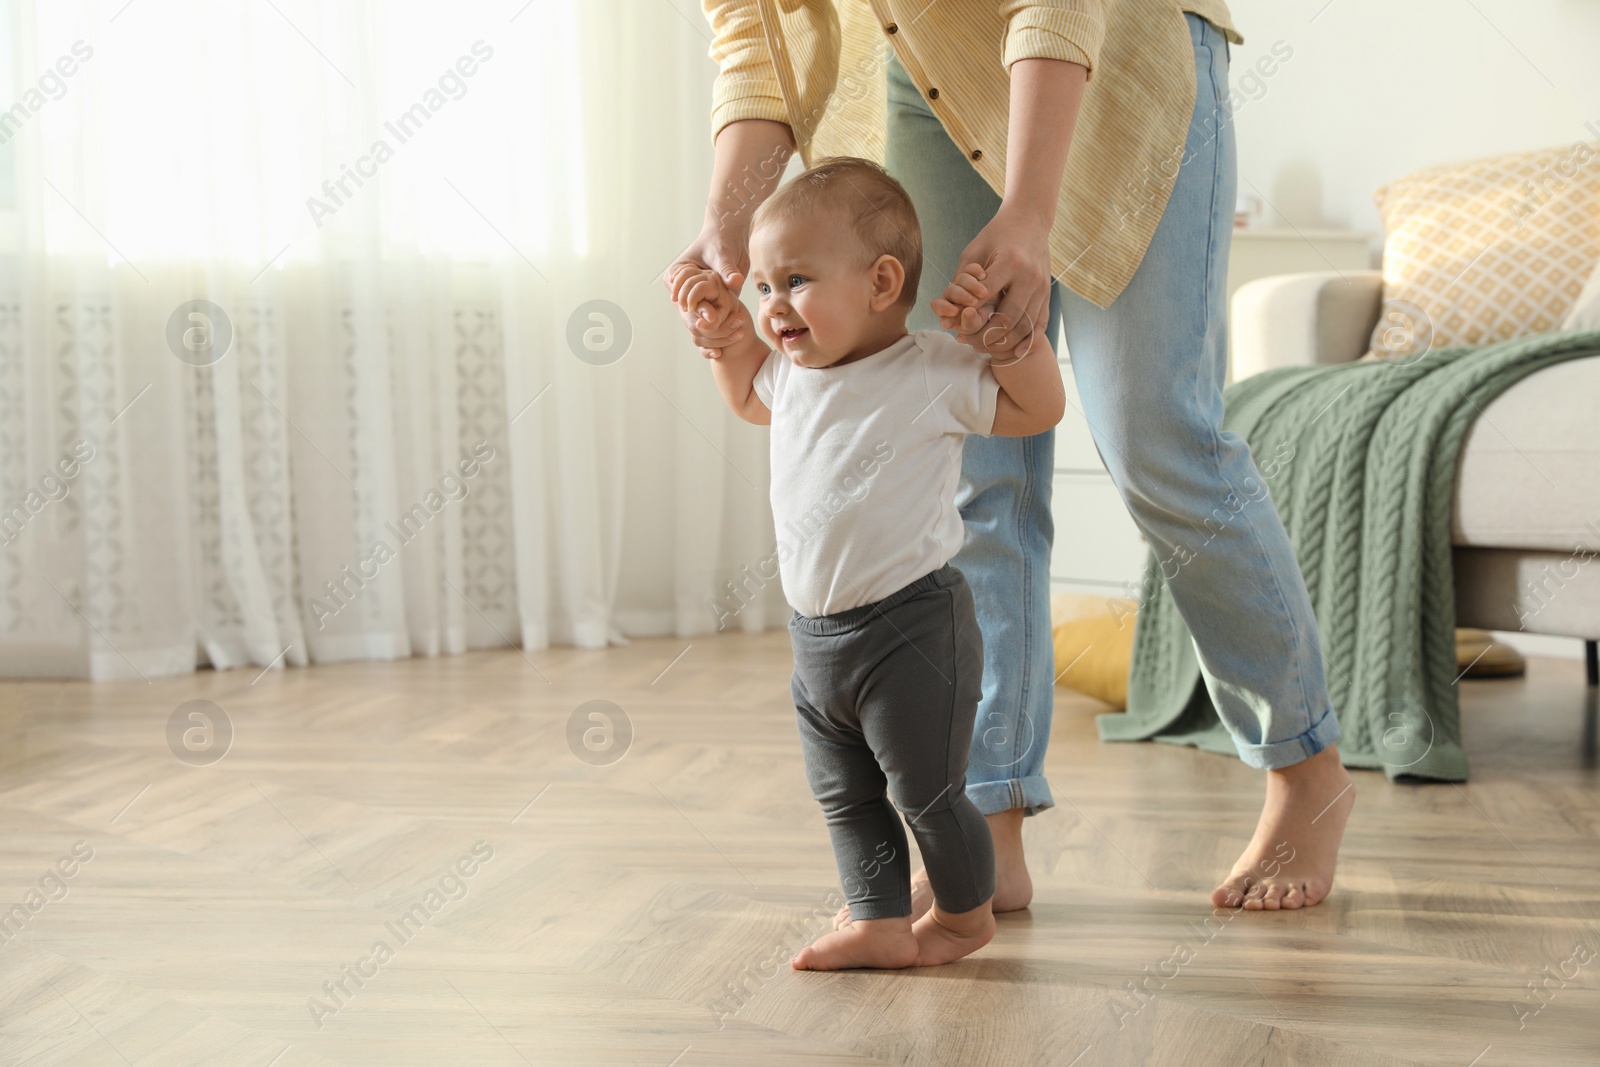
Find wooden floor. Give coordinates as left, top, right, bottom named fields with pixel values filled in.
left=1, top=634, right=1598, bottom=1067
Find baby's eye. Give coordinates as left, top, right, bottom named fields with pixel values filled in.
left=756, top=282, right=770, bottom=296
left=788, top=275, right=806, bottom=290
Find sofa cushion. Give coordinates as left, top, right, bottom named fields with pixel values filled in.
left=1454, top=546, right=1600, bottom=638
left=1564, top=256, right=1600, bottom=330
left=1369, top=142, right=1600, bottom=358
left=1453, top=355, right=1600, bottom=552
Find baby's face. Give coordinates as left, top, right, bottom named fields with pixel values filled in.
left=748, top=212, right=901, bottom=368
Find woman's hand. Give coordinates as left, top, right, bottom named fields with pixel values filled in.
left=931, top=205, right=1053, bottom=358
left=666, top=224, right=750, bottom=358
left=933, top=56, right=1084, bottom=358
left=937, top=263, right=1029, bottom=366
left=666, top=119, right=793, bottom=359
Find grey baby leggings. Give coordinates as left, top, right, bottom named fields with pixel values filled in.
left=787, top=564, right=996, bottom=920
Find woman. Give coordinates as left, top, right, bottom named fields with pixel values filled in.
left=669, top=0, right=1355, bottom=913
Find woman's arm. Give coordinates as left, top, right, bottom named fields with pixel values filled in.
left=687, top=0, right=798, bottom=289
left=667, top=4, right=799, bottom=353
left=1003, top=57, right=1085, bottom=238
left=678, top=118, right=795, bottom=293
left=933, top=57, right=1086, bottom=352
left=704, top=119, right=796, bottom=266
left=667, top=119, right=795, bottom=356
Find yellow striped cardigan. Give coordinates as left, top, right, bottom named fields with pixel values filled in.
left=702, top=0, right=1241, bottom=308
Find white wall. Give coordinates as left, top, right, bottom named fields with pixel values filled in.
left=1225, top=0, right=1600, bottom=258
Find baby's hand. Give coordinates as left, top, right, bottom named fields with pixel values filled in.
left=931, top=262, right=991, bottom=335
left=933, top=262, right=1035, bottom=363
left=669, top=264, right=739, bottom=330
left=667, top=265, right=752, bottom=359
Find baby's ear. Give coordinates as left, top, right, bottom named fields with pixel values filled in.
left=869, top=253, right=907, bottom=312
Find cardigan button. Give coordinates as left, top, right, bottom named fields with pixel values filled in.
left=971, top=149, right=983, bottom=161
left=928, top=86, right=940, bottom=100
left=885, top=22, right=897, bottom=33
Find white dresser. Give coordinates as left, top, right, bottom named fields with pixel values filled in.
left=1048, top=227, right=1374, bottom=596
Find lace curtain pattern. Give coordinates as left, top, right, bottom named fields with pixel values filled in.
left=0, top=0, right=786, bottom=679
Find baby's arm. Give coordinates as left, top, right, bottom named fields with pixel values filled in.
left=988, top=319, right=1064, bottom=437
left=944, top=264, right=1065, bottom=437
left=683, top=269, right=772, bottom=425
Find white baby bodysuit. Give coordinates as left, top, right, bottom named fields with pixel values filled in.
left=752, top=329, right=1000, bottom=618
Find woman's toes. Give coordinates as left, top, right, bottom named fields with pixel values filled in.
left=1261, top=883, right=1286, bottom=910
left=1282, top=883, right=1305, bottom=910
left=1211, top=876, right=1246, bottom=909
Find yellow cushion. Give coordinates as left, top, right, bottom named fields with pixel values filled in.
left=1455, top=628, right=1526, bottom=678
left=1048, top=614, right=1525, bottom=712
left=1368, top=142, right=1600, bottom=360
left=1050, top=595, right=1138, bottom=709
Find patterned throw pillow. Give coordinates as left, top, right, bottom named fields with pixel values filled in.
left=1367, top=141, right=1600, bottom=360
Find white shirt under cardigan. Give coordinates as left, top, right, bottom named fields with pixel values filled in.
left=751, top=330, right=1000, bottom=619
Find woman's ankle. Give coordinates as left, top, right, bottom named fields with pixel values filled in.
left=985, top=807, right=1025, bottom=839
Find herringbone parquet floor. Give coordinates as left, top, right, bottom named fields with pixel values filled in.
left=1, top=634, right=1597, bottom=1066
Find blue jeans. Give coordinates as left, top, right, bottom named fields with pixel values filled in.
left=885, top=14, right=1341, bottom=815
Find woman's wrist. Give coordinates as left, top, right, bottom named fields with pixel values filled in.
left=993, top=196, right=1056, bottom=234
left=699, top=209, right=751, bottom=249
left=706, top=119, right=794, bottom=237
left=1001, top=57, right=1085, bottom=234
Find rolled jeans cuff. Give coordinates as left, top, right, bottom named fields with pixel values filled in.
left=1232, top=704, right=1342, bottom=770
left=967, top=775, right=1055, bottom=818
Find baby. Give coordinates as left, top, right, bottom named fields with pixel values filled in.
left=672, top=156, right=1064, bottom=970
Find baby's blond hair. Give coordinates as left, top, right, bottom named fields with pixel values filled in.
left=752, top=156, right=922, bottom=310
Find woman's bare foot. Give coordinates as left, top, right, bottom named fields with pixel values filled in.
left=833, top=809, right=1032, bottom=929
left=911, top=901, right=995, bottom=966
left=1212, top=745, right=1356, bottom=911
left=983, top=808, right=1035, bottom=912
left=791, top=915, right=919, bottom=971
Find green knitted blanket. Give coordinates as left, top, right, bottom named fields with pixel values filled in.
left=1100, top=331, right=1600, bottom=782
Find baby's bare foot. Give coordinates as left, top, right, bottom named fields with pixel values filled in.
left=834, top=870, right=935, bottom=930
left=791, top=916, right=919, bottom=971
left=1212, top=746, right=1356, bottom=911
left=833, top=809, right=1032, bottom=929
left=911, top=902, right=995, bottom=966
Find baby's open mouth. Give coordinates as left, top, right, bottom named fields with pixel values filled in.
left=778, top=326, right=809, bottom=344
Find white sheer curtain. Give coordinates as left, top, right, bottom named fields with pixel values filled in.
left=0, top=0, right=787, bottom=680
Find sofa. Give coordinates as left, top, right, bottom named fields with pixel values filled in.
left=1231, top=270, right=1600, bottom=686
